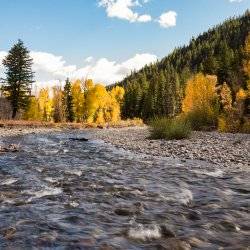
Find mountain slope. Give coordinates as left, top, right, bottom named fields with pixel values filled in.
left=114, top=11, right=250, bottom=120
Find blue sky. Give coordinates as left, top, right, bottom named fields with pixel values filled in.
left=0, top=0, right=249, bottom=86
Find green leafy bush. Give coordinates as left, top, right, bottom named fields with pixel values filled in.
left=149, top=117, right=191, bottom=140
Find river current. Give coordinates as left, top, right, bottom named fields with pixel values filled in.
left=0, top=132, right=249, bottom=249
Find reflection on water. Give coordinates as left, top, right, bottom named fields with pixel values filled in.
left=0, top=132, right=249, bottom=249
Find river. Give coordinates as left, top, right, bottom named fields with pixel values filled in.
left=0, top=132, right=249, bottom=249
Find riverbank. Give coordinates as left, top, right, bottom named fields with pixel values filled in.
left=91, top=126, right=250, bottom=169
left=0, top=126, right=249, bottom=169
left=0, top=127, right=62, bottom=138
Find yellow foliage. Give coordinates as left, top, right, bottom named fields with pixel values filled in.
left=72, top=80, right=84, bottom=122
left=218, top=115, right=241, bottom=133
left=23, top=97, right=41, bottom=121
left=52, top=86, right=65, bottom=123
left=220, top=83, right=232, bottom=113
left=25, top=79, right=125, bottom=125
left=38, top=88, right=53, bottom=121
left=110, top=86, right=125, bottom=104
left=84, top=82, right=124, bottom=124
left=84, top=79, right=94, bottom=90
left=182, top=73, right=218, bottom=113
left=236, top=88, right=247, bottom=102
left=244, top=32, right=250, bottom=75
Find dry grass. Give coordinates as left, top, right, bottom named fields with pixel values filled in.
left=0, top=118, right=144, bottom=129
left=149, top=117, right=192, bottom=140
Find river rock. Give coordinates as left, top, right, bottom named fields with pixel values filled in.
left=0, top=144, right=19, bottom=153
left=114, top=202, right=144, bottom=216
left=217, top=220, right=240, bottom=232
left=69, top=137, right=89, bottom=142
left=186, top=210, right=202, bottom=220
left=114, top=208, right=134, bottom=216
left=160, top=225, right=176, bottom=238
left=99, top=242, right=114, bottom=250
left=157, top=239, right=191, bottom=250
left=1, top=227, right=16, bottom=240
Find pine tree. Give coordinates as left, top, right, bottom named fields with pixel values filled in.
left=2, top=39, right=34, bottom=118
left=63, top=78, right=75, bottom=122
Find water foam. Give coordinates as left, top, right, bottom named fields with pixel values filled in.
left=176, top=189, right=193, bottom=205
left=65, top=170, right=82, bottom=177
left=26, top=187, right=62, bottom=201
left=204, top=170, right=224, bottom=177
left=1, top=178, right=18, bottom=185
left=44, top=177, right=58, bottom=183
left=128, top=224, right=161, bottom=241
left=192, top=169, right=224, bottom=178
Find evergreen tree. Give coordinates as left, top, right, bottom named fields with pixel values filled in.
left=113, top=12, right=250, bottom=120
left=2, top=39, right=34, bottom=118
left=63, top=78, right=75, bottom=122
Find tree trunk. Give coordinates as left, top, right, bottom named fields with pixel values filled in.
left=12, top=108, right=17, bottom=119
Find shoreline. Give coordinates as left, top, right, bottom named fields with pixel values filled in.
left=0, top=126, right=249, bottom=169
left=90, top=127, right=250, bottom=169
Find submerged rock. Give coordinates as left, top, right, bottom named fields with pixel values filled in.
left=0, top=144, right=19, bottom=153
left=69, top=137, right=89, bottom=142
left=160, top=225, right=176, bottom=238
left=114, top=202, right=144, bottom=216
left=1, top=227, right=16, bottom=240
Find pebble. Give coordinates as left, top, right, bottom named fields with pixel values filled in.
left=91, top=127, right=250, bottom=169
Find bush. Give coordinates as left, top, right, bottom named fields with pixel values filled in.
left=218, top=115, right=240, bottom=133
left=149, top=117, right=192, bottom=140
left=185, top=108, right=218, bottom=131
left=241, top=119, right=250, bottom=133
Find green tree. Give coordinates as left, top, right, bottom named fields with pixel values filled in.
left=63, top=78, right=75, bottom=122
left=2, top=39, right=34, bottom=118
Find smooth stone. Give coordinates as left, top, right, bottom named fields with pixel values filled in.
left=114, top=208, right=134, bottom=216
left=187, top=210, right=202, bottom=220
left=160, top=225, right=176, bottom=238
left=99, top=242, right=114, bottom=250
left=157, top=239, right=191, bottom=250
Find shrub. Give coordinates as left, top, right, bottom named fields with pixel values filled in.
left=241, top=118, right=250, bottom=133
left=149, top=117, right=191, bottom=140
left=185, top=108, right=219, bottom=131
left=218, top=115, right=241, bottom=133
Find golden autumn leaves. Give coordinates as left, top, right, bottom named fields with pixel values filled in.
left=181, top=33, right=250, bottom=133
left=24, top=79, right=125, bottom=125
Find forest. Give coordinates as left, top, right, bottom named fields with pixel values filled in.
left=0, top=12, right=249, bottom=134
left=114, top=11, right=250, bottom=131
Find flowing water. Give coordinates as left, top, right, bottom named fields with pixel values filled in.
left=0, top=132, right=249, bottom=249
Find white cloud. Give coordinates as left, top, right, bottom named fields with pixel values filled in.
left=30, top=51, right=76, bottom=76
left=85, top=56, right=94, bottom=63
left=99, top=0, right=152, bottom=23
left=158, top=11, right=177, bottom=28
left=0, top=50, right=157, bottom=88
left=0, top=52, right=7, bottom=79
left=229, top=0, right=243, bottom=2
left=71, top=53, right=157, bottom=83
left=137, top=14, right=152, bottom=22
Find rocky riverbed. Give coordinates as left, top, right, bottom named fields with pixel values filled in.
left=0, top=127, right=249, bottom=248
left=90, top=126, right=250, bottom=169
